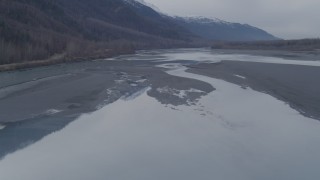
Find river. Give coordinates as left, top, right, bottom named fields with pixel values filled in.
left=0, top=48, right=320, bottom=180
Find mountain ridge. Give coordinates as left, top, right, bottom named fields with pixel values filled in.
left=0, top=0, right=197, bottom=65
left=172, top=16, right=278, bottom=41
left=0, top=0, right=278, bottom=67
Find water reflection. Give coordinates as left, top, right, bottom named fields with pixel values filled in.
left=0, top=58, right=320, bottom=180
left=0, top=115, right=75, bottom=159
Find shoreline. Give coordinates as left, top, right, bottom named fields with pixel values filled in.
left=0, top=49, right=136, bottom=72
left=211, top=49, right=320, bottom=61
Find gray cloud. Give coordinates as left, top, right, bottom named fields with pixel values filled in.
left=144, top=0, right=320, bottom=39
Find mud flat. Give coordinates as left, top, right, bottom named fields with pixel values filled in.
left=0, top=57, right=212, bottom=159
left=188, top=60, right=320, bottom=120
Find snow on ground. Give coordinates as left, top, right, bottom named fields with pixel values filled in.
left=157, top=86, right=204, bottom=99
left=234, top=74, right=246, bottom=79
left=0, top=64, right=320, bottom=180
left=0, top=124, right=5, bottom=130
left=44, top=109, right=62, bottom=115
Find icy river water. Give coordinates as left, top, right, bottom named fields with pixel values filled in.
left=0, top=48, right=320, bottom=180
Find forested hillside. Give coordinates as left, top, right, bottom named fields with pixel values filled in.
left=211, top=39, right=320, bottom=51
left=0, top=0, right=195, bottom=65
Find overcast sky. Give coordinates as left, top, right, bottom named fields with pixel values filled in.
left=143, top=0, right=320, bottom=39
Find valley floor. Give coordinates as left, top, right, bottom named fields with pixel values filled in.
left=0, top=48, right=320, bottom=179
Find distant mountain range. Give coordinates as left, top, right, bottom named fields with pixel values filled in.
left=0, top=0, right=278, bottom=65
left=172, top=16, right=278, bottom=41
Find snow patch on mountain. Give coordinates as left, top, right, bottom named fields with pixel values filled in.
left=179, top=16, right=233, bottom=25
left=123, top=0, right=161, bottom=12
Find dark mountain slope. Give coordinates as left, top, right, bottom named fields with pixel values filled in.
left=0, top=0, right=195, bottom=65
left=0, top=0, right=280, bottom=67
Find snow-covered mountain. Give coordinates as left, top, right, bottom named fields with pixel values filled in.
left=172, top=16, right=278, bottom=41
left=123, top=0, right=277, bottom=41
left=178, top=16, right=233, bottom=25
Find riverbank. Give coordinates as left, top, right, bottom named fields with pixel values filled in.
left=0, top=48, right=135, bottom=72
left=211, top=39, right=320, bottom=51
left=211, top=49, right=320, bottom=61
